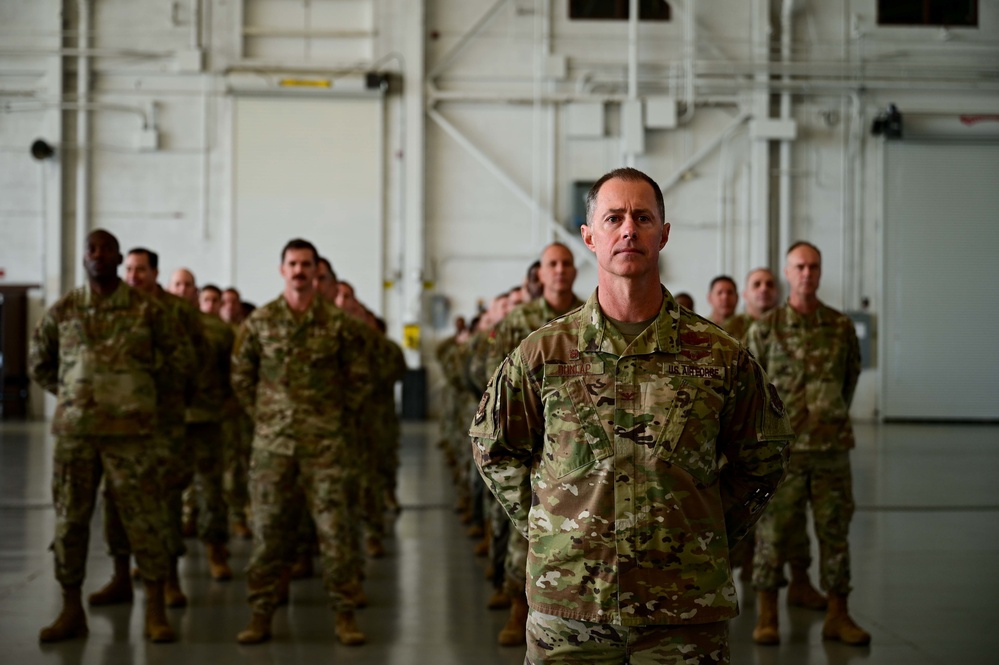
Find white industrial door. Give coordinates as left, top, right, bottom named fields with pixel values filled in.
left=233, top=96, right=384, bottom=313
left=883, top=141, right=999, bottom=420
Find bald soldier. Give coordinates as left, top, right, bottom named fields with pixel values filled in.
left=748, top=242, right=870, bottom=647
left=483, top=243, right=585, bottom=646
left=28, top=230, right=194, bottom=643
left=472, top=168, right=792, bottom=664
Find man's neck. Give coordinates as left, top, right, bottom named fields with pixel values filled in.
left=88, top=276, right=120, bottom=297
left=285, top=289, right=315, bottom=314
left=596, top=275, right=663, bottom=323
left=710, top=312, right=729, bottom=326
left=543, top=290, right=576, bottom=315
left=788, top=293, right=820, bottom=315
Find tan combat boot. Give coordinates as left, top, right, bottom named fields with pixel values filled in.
left=39, top=585, right=88, bottom=642
left=787, top=566, right=827, bottom=610
left=231, top=519, right=252, bottom=540
left=88, top=555, right=134, bottom=606
left=236, top=612, right=273, bottom=644
left=164, top=556, right=187, bottom=608
left=143, top=580, right=177, bottom=643
left=486, top=588, right=511, bottom=610
left=290, top=552, right=314, bottom=579
left=206, top=543, right=233, bottom=581
left=823, top=594, right=872, bottom=646
left=366, top=535, right=386, bottom=559
left=752, top=590, right=780, bottom=645
left=334, top=610, right=366, bottom=646
left=497, top=590, right=528, bottom=646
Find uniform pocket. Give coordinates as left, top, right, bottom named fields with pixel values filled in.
left=545, top=377, right=612, bottom=479
left=651, top=381, right=721, bottom=486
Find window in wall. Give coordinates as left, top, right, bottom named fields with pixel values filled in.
left=569, top=0, right=671, bottom=21
left=878, top=0, right=977, bottom=27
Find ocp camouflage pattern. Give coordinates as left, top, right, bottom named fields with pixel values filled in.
left=471, top=288, right=792, bottom=626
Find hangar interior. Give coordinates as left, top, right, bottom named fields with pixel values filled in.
left=1, top=1, right=997, bottom=664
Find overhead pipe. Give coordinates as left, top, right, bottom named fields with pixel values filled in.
left=679, top=0, right=696, bottom=123
left=778, top=0, right=794, bottom=258
left=75, top=0, right=91, bottom=287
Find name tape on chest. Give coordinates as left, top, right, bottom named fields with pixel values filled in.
left=544, top=360, right=723, bottom=380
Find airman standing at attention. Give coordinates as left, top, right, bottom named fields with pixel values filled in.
left=706, top=275, right=739, bottom=328
left=29, top=230, right=192, bottom=643
left=471, top=168, right=792, bottom=664
left=88, top=247, right=200, bottom=610
left=483, top=243, right=585, bottom=647
left=748, top=242, right=871, bottom=647
left=232, top=239, right=371, bottom=647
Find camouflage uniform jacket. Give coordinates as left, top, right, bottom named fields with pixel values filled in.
left=186, top=313, right=235, bottom=423
left=464, top=328, right=495, bottom=397
left=230, top=294, right=371, bottom=456
left=151, top=287, right=203, bottom=424
left=470, top=287, right=792, bottom=626
left=29, top=281, right=194, bottom=437
left=485, top=295, right=585, bottom=380
left=723, top=313, right=754, bottom=343
left=746, top=301, right=861, bottom=452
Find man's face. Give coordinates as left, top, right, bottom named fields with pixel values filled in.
left=314, top=263, right=338, bottom=302
left=785, top=245, right=822, bottom=299
left=526, top=265, right=543, bottom=300
left=280, top=248, right=317, bottom=295
left=538, top=245, right=577, bottom=297
left=707, top=279, right=738, bottom=320
left=124, top=252, right=157, bottom=293
left=199, top=289, right=221, bottom=315
left=581, top=178, right=669, bottom=279
left=508, top=288, right=526, bottom=309
left=83, top=231, right=122, bottom=282
left=168, top=270, right=197, bottom=303
left=220, top=290, right=242, bottom=323
left=744, top=269, right=778, bottom=314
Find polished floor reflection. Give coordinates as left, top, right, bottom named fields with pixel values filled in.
left=1, top=419, right=997, bottom=664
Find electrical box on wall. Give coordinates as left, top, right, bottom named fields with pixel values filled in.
left=645, top=96, right=677, bottom=129
left=750, top=119, right=798, bottom=141
left=622, top=100, right=645, bottom=154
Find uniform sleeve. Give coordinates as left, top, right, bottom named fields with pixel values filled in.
left=842, top=320, right=862, bottom=407
left=341, top=321, right=374, bottom=411
left=28, top=309, right=60, bottom=395
left=230, top=319, right=260, bottom=418
left=716, top=349, right=793, bottom=545
left=151, top=300, right=197, bottom=404
left=470, top=347, right=543, bottom=538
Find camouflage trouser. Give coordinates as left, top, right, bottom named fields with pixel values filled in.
left=729, top=515, right=812, bottom=574
left=525, top=611, right=730, bottom=664
left=246, top=445, right=360, bottom=615
left=487, top=494, right=509, bottom=590
left=505, top=523, right=528, bottom=593
left=54, top=435, right=170, bottom=585
left=753, top=450, right=854, bottom=595
left=104, top=428, right=186, bottom=559
left=222, top=413, right=252, bottom=524
left=187, top=421, right=229, bottom=545
left=360, top=427, right=386, bottom=541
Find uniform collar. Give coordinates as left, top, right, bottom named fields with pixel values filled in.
left=577, top=286, right=681, bottom=356
left=82, top=279, right=131, bottom=308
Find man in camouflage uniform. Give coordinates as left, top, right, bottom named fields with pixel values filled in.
left=179, top=275, right=236, bottom=581
left=28, top=230, right=193, bottom=643
left=748, top=242, right=871, bottom=646
left=88, top=247, right=200, bottom=610
left=724, top=268, right=825, bottom=608
left=219, top=285, right=253, bottom=539
left=706, top=275, right=738, bottom=328
left=472, top=168, right=793, bottom=664
left=483, top=243, right=585, bottom=646
left=231, top=239, right=371, bottom=646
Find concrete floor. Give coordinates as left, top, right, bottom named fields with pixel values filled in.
left=1, top=419, right=997, bottom=664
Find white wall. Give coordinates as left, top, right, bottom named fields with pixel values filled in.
left=1, top=0, right=997, bottom=419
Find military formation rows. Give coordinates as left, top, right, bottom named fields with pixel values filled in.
left=28, top=232, right=405, bottom=647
